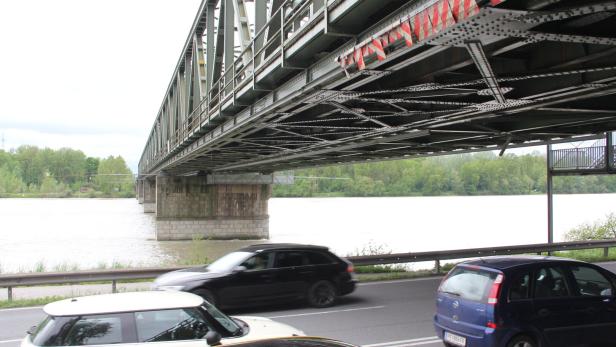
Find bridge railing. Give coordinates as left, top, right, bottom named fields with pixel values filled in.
left=550, top=146, right=606, bottom=171
left=2, top=239, right=616, bottom=302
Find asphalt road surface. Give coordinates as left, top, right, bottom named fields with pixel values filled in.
left=2, top=262, right=615, bottom=347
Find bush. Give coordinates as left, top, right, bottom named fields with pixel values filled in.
left=565, top=213, right=616, bottom=241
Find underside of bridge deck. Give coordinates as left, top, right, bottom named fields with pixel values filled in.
left=139, top=0, right=616, bottom=177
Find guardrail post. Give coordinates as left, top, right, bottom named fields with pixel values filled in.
left=604, top=247, right=609, bottom=258
left=435, top=260, right=441, bottom=274
left=112, top=280, right=117, bottom=293
left=7, top=286, right=13, bottom=302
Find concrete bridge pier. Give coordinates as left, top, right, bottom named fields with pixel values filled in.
left=154, top=174, right=271, bottom=241
left=143, top=178, right=156, bottom=213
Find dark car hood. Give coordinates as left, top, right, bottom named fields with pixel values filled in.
left=154, top=267, right=228, bottom=286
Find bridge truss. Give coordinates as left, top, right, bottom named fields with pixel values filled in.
left=139, top=0, right=616, bottom=176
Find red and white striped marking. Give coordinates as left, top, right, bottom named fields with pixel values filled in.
left=372, top=38, right=386, bottom=61
left=430, top=0, right=456, bottom=35
left=413, top=9, right=432, bottom=42
left=399, top=21, right=414, bottom=47
left=450, top=0, right=479, bottom=22
left=336, top=0, right=496, bottom=73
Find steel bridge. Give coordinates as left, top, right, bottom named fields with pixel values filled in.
left=138, top=0, right=616, bottom=177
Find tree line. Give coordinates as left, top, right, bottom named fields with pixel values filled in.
left=2, top=146, right=616, bottom=198
left=273, top=152, right=616, bottom=197
left=0, top=145, right=134, bottom=197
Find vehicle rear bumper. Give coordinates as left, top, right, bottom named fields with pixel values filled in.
left=434, top=318, right=502, bottom=347
left=339, top=280, right=357, bottom=295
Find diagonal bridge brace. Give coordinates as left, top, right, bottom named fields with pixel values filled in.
left=326, top=101, right=392, bottom=128
left=465, top=40, right=507, bottom=104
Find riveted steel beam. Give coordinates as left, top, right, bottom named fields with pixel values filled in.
left=465, top=40, right=506, bottom=104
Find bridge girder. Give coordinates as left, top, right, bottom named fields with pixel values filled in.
left=139, top=0, right=616, bottom=177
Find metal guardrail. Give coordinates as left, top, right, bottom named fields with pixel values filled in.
left=2, top=239, right=616, bottom=301
left=551, top=146, right=606, bottom=171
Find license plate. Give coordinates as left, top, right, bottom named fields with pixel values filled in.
left=444, top=331, right=466, bottom=347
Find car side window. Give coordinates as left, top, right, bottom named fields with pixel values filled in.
left=534, top=266, right=570, bottom=299
left=63, top=314, right=126, bottom=346
left=240, top=252, right=272, bottom=271
left=134, top=308, right=212, bottom=342
left=306, top=251, right=334, bottom=265
left=570, top=266, right=613, bottom=297
left=508, top=271, right=531, bottom=301
left=275, top=251, right=307, bottom=268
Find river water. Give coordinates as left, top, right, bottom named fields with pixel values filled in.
left=0, top=194, right=615, bottom=273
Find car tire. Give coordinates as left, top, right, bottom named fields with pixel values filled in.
left=507, top=335, right=536, bottom=347
left=307, top=280, right=337, bottom=308
left=192, top=289, right=217, bottom=306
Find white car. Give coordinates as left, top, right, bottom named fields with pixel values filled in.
left=22, top=291, right=304, bottom=347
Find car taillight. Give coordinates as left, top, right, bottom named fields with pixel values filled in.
left=487, top=274, right=504, bottom=305
left=347, top=264, right=354, bottom=273
left=486, top=321, right=498, bottom=329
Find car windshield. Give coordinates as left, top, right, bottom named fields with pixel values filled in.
left=201, top=300, right=242, bottom=336
left=206, top=251, right=253, bottom=272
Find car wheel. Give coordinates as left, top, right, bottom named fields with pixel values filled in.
left=307, top=280, right=337, bottom=308
left=507, top=335, right=536, bottom=347
left=193, top=289, right=217, bottom=306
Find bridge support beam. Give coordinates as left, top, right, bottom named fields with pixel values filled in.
left=154, top=175, right=270, bottom=241
left=143, top=178, right=156, bottom=213
left=547, top=144, right=554, bottom=249
left=137, top=179, right=144, bottom=204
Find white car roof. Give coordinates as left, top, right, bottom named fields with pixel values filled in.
left=44, top=291, right=204, bottom=316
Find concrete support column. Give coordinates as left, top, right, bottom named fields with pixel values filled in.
left=143, top=178, right=156, bottom=213
left=155, top=175, right=270, bottom=241
left=137, top=179, right=144, bottom=204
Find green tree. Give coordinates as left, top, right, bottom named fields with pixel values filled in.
left=15, top=145, right=45, bottom=187
left=85, top=157, right=100, bottom=183
left=46, top=148, right=87, bottom=186
left=95, top=156, right=134, bottom=194
left=0, top=165, right=25, bottom=193
left=39, top=176, right=66, bottom=194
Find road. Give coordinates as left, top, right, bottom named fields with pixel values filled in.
left=2, top=262, right=615, bottom=347
left=0, top=277, right=444, bottom=347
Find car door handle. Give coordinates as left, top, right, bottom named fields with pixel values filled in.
left=538, top=308, right=550, bottom=317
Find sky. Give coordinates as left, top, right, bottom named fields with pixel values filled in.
left=0, top=0, right=202, bottom=172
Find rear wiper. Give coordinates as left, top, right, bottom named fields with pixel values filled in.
left=442, top=290, right=461, bottom=296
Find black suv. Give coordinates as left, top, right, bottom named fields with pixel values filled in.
left=153, top=243, right=357, bottom=308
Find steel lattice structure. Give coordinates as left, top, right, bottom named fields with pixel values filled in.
left=138, top=0, right=616, bottom=176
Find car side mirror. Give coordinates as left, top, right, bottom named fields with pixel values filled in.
left=27, top=325, right=37, bottom=335
left=233, top=266, right=246, bottom=273
left=205, top=331, right=221, bottom=346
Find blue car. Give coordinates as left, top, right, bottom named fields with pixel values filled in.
left=434, top=256, right=616, bottom=347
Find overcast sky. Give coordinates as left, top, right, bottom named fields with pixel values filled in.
left=0, top=0, right=202, bottom=172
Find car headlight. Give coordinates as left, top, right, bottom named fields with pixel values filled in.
left=157, top=285, right=185, bottom=291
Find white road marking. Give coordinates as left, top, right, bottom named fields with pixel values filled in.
left=0, top=339, right=22, bottom=344
left=266, top=305, right=385, bottom=319
left=0, top=306, right=43, bottom=312
left=359, top=277, right=442, bottom=286
left=364, top=336, right=440, bottom=347
left=383, top=339, right=442, bottom=347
